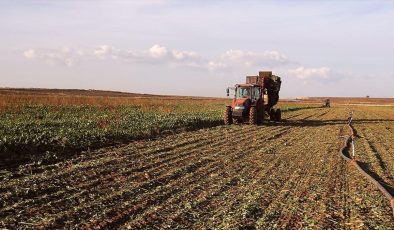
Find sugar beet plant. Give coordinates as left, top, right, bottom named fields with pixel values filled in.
left=0, top=104, right=222, bottom=159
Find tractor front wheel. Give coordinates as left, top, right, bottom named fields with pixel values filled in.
left=224, top=106, right=233, bottom=125
left=249, top=107, right=257, bottom=125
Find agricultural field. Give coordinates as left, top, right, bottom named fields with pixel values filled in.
left=0, top=89, right=312, bottom=168
left=0, top=90, right=229, bottom=167
left=0, top=91, right=393, bottom=228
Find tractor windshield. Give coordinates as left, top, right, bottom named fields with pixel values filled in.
left=235, top=87, right=252, bottom=98
left=236, top=86, right=261, bottom=100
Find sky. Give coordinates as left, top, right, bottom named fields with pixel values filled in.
left=1, top=0, right=394, bottom=97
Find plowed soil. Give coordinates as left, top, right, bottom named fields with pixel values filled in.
left=1, top=106, right=393, bottom=229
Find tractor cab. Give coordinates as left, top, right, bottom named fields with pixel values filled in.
left=226, top=84, right=262, bottom=101
left=235, top=84, right=262, bottom=101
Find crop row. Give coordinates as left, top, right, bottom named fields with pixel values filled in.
left=0, top=104, right=222, bottom=162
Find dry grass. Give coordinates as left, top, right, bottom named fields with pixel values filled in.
left=0, top=94, right=230, bottom=112
left=0, top=88, right=229, bottom=111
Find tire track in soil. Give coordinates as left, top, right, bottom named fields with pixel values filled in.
left=357, top=121, right=394, bottom=190
left=358, top=109, right=394, bottom=177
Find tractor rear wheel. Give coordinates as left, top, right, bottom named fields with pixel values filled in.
left=269, top=109, right=276, bottom=121
left=275, top=108, right=282, bottom=122
left=257, top=108, right=264, bottom=124
left=249, top=107, right=257, bottom=125
left=224, top=106, right=232, bottom=125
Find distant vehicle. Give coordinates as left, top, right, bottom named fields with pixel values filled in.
left=224, top=71, right=282, bottom=125
left=323, top=99, right=331, bottom=108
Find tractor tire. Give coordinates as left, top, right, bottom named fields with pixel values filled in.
left=249, top=107, right=257, bottom=125
left=224, top=106, right=232, bottom=125
left=257, top=109, right=264, bottom=124
left=275, top=108, right=282, bottom=122
left=269, top=109, right=276, bottom=121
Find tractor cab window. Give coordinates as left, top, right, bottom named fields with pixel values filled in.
left=252, top=87, right=261, bottom=101
left=235, top=87, right=251, bottom=98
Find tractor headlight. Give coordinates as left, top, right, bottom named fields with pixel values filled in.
left=234, top=106, right=245, bottom=110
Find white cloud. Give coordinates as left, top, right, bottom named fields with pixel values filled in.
left=171, top=50, right=199, bottom=60
left=64, top=58, right=73, bottom=67
left=24, top=45, right=291, bottom=71
left=148, top=44, right=168, bottom=58
left=23, top=47, right=83, bottom=67
left=94, top=45, right=113, bottom=57
left=61, top=47, right=71, bottom=54
left=23, top=49, right=36, bottom=59
left=288, top=66, right=331, bottom=79
left=264, top=51, right=289, bottom=62
left=221, top=49, right=289, bottom=67
left=92, top=44, right=208, bottom=69
left=207, top=61, right=227, bottom=71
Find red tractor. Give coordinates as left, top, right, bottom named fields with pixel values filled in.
left=224, top=71, right=282, bottom=125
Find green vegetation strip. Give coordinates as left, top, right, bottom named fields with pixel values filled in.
left=0, top=105, right=222, bottom=160
left=0, top=103, right=312, bottom=162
